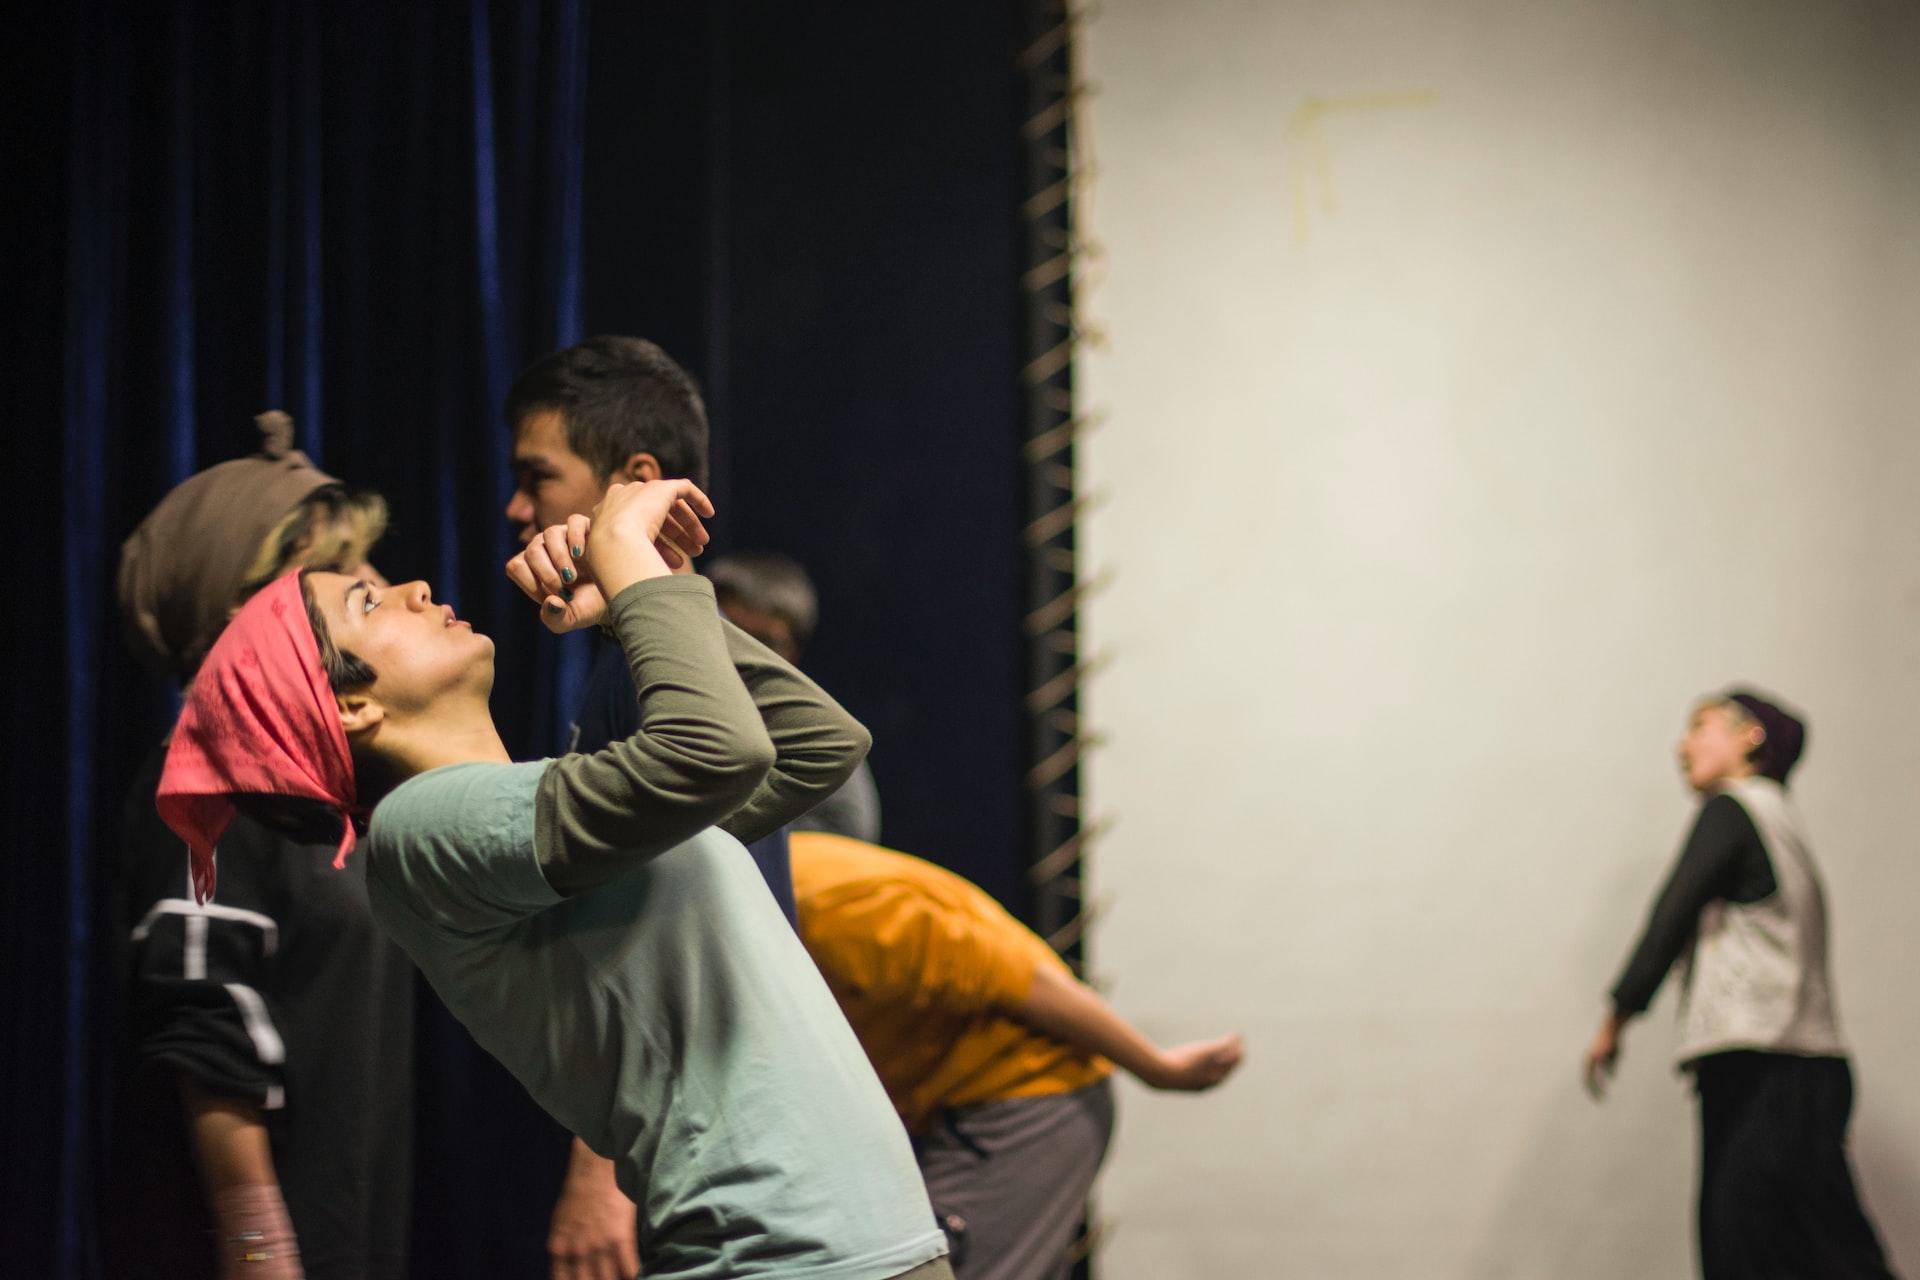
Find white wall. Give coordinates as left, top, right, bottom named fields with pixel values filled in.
left=1079, top=2, right=1920, bottom=1275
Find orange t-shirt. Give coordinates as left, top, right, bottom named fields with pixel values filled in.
left=789, top=833, right=1111, bottom=1134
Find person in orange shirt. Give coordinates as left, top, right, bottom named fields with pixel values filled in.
left=789, top=832, right=1244, bottom=1280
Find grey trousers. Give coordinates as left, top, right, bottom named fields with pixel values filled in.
left=915, top=1079, right=1116, bottom=1280
left=894, top=1258, right=958, bottom=1280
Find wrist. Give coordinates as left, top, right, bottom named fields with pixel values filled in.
left=211, top=1183, right=298, bottom=1270
left=604, top=572, right=715, bottom=623
left=565, top=1141, right=620, bottom=1189
left=594, top=546, right=672, bottom=599
left=1129, top=1048, right=1175, bottom=1089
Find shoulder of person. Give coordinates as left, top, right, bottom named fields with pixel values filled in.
left=366, top=760, right=545, bottom=853
left=1699, top=789, right=1758, bottom=826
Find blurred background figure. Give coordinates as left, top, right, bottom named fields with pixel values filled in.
left=1585, top=690, right=1895, bottom=1279
left=790, top=831, right=1243, bottom=1280
left=709, top=551, right=883, bottom=844
left=108, top=413, right=412, bottom=1280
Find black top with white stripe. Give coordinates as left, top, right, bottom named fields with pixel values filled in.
left=103, top=742, right=416, bottom=1280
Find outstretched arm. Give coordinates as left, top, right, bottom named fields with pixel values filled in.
left=1014, top=962, right=1244, bottom=1092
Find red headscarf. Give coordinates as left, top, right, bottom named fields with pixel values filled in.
left=157, top=571, right=360, bottom=903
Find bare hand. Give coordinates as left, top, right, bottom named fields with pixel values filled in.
left=1584, top=1016, right=1622, bottom=1100
left=505, top=480, right=712, bottom=634
left=584, top=479, right=712, bottom=599
left=547, top=1171, right=640, bottom=1280
left=507, top=513, right=604, bottom=633
left=1147, top=1034, right=1245, bottom=1091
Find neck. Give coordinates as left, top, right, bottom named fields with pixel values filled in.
left=379, top=708, right=514, bottom=781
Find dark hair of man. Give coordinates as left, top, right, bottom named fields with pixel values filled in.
left=504, top=336, right=710, bottom=488
left=706, top=552, right=819, bottom=652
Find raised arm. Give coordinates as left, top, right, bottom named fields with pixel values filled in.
left=712, top=618, right=870, bottom=845
left=507, top=481, right=781, bottom=896
left=533, top=576, right=775, bottom=896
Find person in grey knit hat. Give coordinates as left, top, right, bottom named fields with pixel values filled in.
left=106, top=413, right=414, bottom=1280
left=117, top=411, right=394, bottom=684
left=1584, top=688, right=1895, bottom=1280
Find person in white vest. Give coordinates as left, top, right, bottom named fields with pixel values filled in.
left=1583, top=689, right=1896, bottom=1279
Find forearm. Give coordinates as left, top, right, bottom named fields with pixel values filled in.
left=183, top=1079, right=303, bottom=1277
left=1012, top=963, right=1163, bottom=1085
left=536, top=577, right=775, bottom=895
left=1610, top=875, right=1708, bottom=1015
left=714, top=618, right=871, bottom=845
left=181, top=1078, right=277, bottom=1191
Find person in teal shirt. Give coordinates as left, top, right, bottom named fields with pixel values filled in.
left=160, top=478, right=950, bottom=1280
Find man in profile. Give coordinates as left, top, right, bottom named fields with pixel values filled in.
left=501, top=336, right=803, bottom=1279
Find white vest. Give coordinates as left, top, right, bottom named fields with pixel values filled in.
left=1677, top=776, right=1847, bottom=1066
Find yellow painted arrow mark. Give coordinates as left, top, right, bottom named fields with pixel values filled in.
left=1287, top=90, right=1438, bottom=246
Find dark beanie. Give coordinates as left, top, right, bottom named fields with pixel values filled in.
left=1725, top=688, right=1807, bottom=785
left=118, top=412, right=337, bottom=680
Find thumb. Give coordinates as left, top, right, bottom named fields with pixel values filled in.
left=543, top=584, right=604, bottom=634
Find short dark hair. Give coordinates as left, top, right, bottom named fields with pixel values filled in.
left=706, top=552, right=819, bottom=652
left=504, top=336, right=710, bottom=487
left=299, top=571, right=377, bottom=692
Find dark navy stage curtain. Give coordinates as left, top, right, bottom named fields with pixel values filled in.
left=9, top=3, right=589, bottom=1277
left=9, top=3, right=1032, bottom=1277
left=583, top=0, right=1031, bottom=915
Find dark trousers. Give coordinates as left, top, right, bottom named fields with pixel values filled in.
left=1695, top=1052, right=1897, bottom=1280
left=917, top=1079, right=1116, bottom=1280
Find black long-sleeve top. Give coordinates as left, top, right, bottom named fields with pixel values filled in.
left=105, top=741, right=416, bottom=1280
left=1609, top=793, right=1778, bottom=1017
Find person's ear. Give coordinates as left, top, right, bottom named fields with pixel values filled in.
left=336, top=690, right=386, bottom=739
left=618, top=452, right=662, bottom=484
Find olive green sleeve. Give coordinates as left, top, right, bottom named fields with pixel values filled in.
left=712, top=617, right=872, bottom=846
left=534, top=576, right=775, bottom=896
